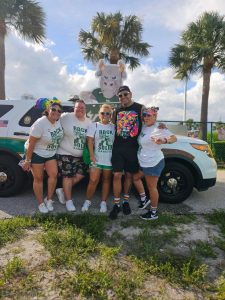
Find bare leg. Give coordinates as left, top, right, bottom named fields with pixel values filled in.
left=45, top=159, right=58, bottom=200
left=101, top=170, right=112, bottom=201
left=72, top=174, right=85, bottom=186
left=113, top=172, right=123, bottom=198
left=145, top=176, right=159, bottom=208
left=124, top=172, right=132, bottom=195
left=132, top=171, right=145, bottom=194
left=31, top=164, right=44, bottom=204
left=86, top=168, right=102, bottom=200
left=63, top=177, right=73, bottom=201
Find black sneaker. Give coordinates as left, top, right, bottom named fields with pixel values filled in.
left=109, top=204, right=121, bottom=220
left=140, top=210, right=158, bottom=220
left=138, top=198, right=151, bottom=210
left=122, top=201, right=131, bottom=215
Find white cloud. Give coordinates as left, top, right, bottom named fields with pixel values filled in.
left=142, top=0, right=225, bottom=31
left=5, top=33, right=225, bottom=122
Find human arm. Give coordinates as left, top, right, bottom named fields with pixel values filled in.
left=23, top=136, right=39, bottom=171
left=153, top=134, right=177, bottom=145
left=87, top=136, right=96, bottom=164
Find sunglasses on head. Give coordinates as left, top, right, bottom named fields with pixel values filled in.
left=51, top=107, right=62, bottom=113
left=100, top=112, right=111, bottom=116
left=118, top=92, right=130, bottom=98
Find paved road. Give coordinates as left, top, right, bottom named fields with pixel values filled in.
left=0, top=170, right=224, bottom=219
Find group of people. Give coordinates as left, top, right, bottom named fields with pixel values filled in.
left=22, top=85, right=177, bottom=220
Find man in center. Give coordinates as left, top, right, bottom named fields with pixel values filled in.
left=109, top=85, right=148, bottom=219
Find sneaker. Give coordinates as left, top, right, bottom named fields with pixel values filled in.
left=140, top=210, right=158, bottom=220
left=38, top=202, right=49, bottom=214
left=100, top=201, right=107, bottom=213
left=56, top=188, right=66, bottom=204
left=139, top=198, right=151, bottom=210
left=109, top=204, right=121, bottom=220
left=44, top=198, right=54, bottom=211
left=122, top=201, right=131, bottom=215
left=66, top=200, right=76, bottom=212
left=81, top=200, right=91, bottom=212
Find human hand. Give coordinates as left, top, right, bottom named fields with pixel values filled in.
left=19, top=160, right=31, bottom=172
left=90, top=154, right=96, bottom=164
left=158, top=122, right=167, bottom=129
left=151, top=137, right=166, bottom=145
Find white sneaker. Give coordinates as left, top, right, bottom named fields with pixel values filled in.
left=66, top=200, right=76, bottom=212
left=44, top=198, right=54, bottom=211
left=100, top=201, right=107, bottom=213
left=81, top=200, right=91, bottom=212
left=38, top=202, right=48, bottom=214
left=56, top=188, right=66, bottom=204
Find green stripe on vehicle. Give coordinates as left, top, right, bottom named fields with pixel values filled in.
left=0, top=137, right=26, bottom=154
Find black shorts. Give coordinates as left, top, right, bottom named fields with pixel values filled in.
left=31, top=153, right=56, bottom=164
left=111, top=146, right=139, bottom=174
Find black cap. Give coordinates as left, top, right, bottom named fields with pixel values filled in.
left=117, top=85, right=131, bottom=95
left=68, top=95, right=80, bottom=102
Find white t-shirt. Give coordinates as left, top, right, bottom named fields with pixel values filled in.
left=138, top=124, right=173, bottom=167
left=25, top=116, right=63, bottom=158
left=57, top=112, right=91, bottom=157
left=87, top=122, right=115, bottom=166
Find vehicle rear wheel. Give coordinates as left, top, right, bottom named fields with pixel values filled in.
left=0, top=155, right=26, bottom=197
left=158, top=162, right=194, bottom=203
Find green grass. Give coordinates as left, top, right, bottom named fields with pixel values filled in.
left=191, top=240, right=217, bottom=258
left=205, top=210, right=225, bottom=237
left=0, top=257, right=41, bottom=299
left=0, top=217, right=37, bottom=247
left=0, top=212, right=224, bottom=298
left=120, top=213, right=196, bottom=229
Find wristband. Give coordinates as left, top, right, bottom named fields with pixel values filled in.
left=25, top=159, right=31, bottom=163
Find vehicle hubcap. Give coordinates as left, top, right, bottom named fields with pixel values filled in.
left=167, top=178, right=178, bottom=189
left=0, top=172, right=7, bottom=183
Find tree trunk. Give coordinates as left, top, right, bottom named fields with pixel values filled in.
left=200, top=67, right=211, bottom=141
left=109, top=49, right=120, bottom=64
left=0, top=20, right=6, bottom=100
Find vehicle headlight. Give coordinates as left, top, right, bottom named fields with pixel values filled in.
left=190, top=143, right=214, bottom=158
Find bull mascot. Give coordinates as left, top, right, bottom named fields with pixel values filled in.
left=80, top=59, right=127, bottom=103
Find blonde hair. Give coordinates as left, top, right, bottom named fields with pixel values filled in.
left=99, top=104, right=113, bottom=113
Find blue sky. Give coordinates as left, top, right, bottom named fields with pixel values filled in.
left=5, top=0, right=225, bottom=121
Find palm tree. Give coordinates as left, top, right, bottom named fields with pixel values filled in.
left=78, top=12, right=151, bottom=69
left=169, top=11, right=225, bottom=141
left=0, top=0, right=46, bottom=100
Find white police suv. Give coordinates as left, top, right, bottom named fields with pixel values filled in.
left=0, top=100, right=217, bottom=203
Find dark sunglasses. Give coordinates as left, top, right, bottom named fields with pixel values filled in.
left=118, top=92, right=130, bottom=98
left=142, top=112, right=155, bottom=117
left=100, top=112, right=111, bottom=116
left=51, top=107, right=62, bottom=113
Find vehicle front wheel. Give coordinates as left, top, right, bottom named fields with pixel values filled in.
left=158, top=162, right=194, bottom=204
left=0, top=155, right=26, bottom=197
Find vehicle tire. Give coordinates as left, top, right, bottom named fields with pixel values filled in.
left=0, top=155, right=26, bottom=197
left=158, top=162, right=194, bottom=204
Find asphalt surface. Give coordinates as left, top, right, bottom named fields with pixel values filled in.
left=0, top=170, right=224, bottom=219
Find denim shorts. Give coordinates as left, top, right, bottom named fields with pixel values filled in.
left=140, top=159, right=165, bottom=177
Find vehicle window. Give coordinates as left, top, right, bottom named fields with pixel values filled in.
left=62, top=106, right=73, bottom=112
left=19, top=107, right=43, bottom=127
left=0, top=105, right=13, bottom=118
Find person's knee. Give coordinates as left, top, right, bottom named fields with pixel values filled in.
left=89, top=177, right=99, bottom=186
left=48, top=172, right=58, bottom=180
left=33, top=175, right=43, bottom=184
left=113, top=172, right=122, bottom=181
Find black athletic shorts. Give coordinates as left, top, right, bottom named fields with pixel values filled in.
left=111, top=145, right=139, bottom=173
